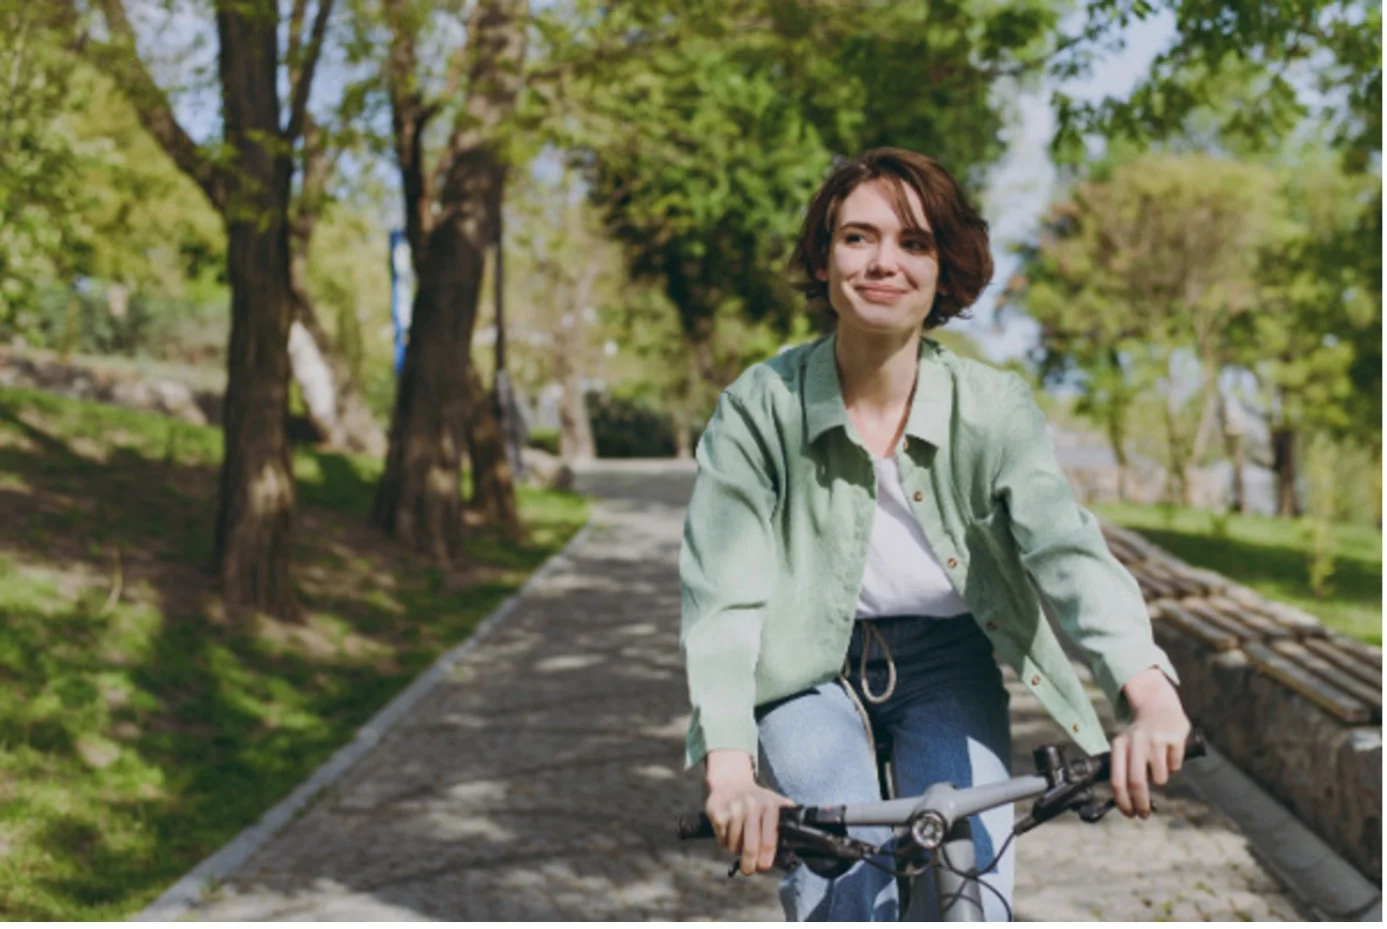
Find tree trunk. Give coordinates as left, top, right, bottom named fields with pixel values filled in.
left=465, top=365, right=521, bottom=535
left=287, top=269, right=388, bottom=458
left=285, top=116, right=387, bottom=459
left=374, top=0, right=527, bottom=560
left=372, top=224, right=482, bottom=561
left=1218, top=388, right=1245, bottom=513
left=1272, top=427, right=1301, bottom=517
left=555, top=265, right=597, bottom=463
left=1189, top=364, right=1221, bottom=464
left=1105, top=402, right=1130, bottom=503
left=213, top=3, right=297, bottom=618
left=559, top=379, right=595, bottom=462
left=1162, top=385, right=1192, bottom=507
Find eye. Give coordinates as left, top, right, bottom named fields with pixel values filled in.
left=904, top=238, right=932, bottom=252
left=843, top=232, right=867, bottom=244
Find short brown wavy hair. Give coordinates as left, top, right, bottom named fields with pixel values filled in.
left=790, top=148, right=993, bottom=329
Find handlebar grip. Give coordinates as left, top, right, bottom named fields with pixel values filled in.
left=676, top=811, right=716, bottom=840
left=1093, top=729, right=1208, bottom=782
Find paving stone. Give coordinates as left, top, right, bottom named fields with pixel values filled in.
left=184, top=463, right=1302, bottom=921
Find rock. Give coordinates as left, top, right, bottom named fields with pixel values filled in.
left=521, top=447, right=575, bottom=492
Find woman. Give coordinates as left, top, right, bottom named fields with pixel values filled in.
left=679, top=147, right=1192, bottom=921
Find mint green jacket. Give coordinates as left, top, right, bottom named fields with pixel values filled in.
left=679, top=334, right=1177, bottom=770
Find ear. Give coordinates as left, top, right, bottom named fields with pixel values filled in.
left=814, top=264, right=829, bottom=282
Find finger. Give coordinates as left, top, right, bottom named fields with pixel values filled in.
left=1110, top=734, right=1132, bottom=817
left=758, top=801, right=779, bottom=872
left=1128, top=738, right=1151, bottom=818
left=740, top=804, right=761, bottom=876
left=708, top=801, right=729, bottom=848
left=1149, top=736, right=1171, bottom=788
left=1169, top=725, right=1190, bottom=774
left=724, top=801, right=745, bottom=857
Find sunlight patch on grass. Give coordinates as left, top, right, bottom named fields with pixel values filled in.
left=1093, top=502, right=1382, bottom=644
left=0, top=384, right=592, bottom=918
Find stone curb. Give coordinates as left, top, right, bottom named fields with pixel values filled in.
left=1180, top=742, right=1382, bottom=921
left=131, top=517, right=598, bottom=922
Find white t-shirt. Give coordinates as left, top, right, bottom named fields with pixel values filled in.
left=855, top=450, right=970, bottom=619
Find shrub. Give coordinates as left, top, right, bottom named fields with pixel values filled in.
left=588, top=393, right=677, bottom=458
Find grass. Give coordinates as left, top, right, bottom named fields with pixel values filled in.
left=1091, top=501, right=1382, bottom=645
left=0, top=384, right=589, bottom=919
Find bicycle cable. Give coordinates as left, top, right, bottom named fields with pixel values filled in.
left=935, top=828, right=1016, bottom=923
left=816, top=824, right=1017, bottom=921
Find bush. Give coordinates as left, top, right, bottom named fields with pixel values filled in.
left=14, top=283, right=225, bottom=366
left=589, top=393, right=677, bottom=458
left=527, top=427, right=561, bottom=456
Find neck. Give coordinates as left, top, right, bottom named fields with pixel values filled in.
left=834, top=324, right=921, bottom=416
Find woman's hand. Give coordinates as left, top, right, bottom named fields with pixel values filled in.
left=704, top=749, right=795, bottom=875
left=1110, top=667, right=1191, bottom=819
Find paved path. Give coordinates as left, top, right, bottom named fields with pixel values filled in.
left=186, top=462, right=1304, bottom=921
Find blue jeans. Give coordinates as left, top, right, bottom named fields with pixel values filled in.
left=755, top=616, right=1014, bottom=921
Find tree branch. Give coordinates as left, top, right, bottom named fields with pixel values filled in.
left=89, top=0, right=226, bottom=210
left=284, top=0, right=335, bottom=144
left=287, top=0, right=310, bottom=65
left=384, top=0, right=436, bottom=254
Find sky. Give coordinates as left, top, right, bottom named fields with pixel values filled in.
left=958, top=9, right=1178, bottom=362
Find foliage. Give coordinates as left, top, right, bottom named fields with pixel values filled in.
left=587, top=392, right=679, bottom=459
left=563, top=0, right=1066, bottom=361
left=1056, top=1, right=1382, bottom=171
left=0, top=3, right=92, bottom=331
left=1235, top=143, right=1381, bottom=453
left=1012, top=151, right=1286, bottom=498
left=1093, top=500, right=1382, bottom=644
left=303, top=195, right=396, bottom=417
left=0, top=384, right=588, bottom=919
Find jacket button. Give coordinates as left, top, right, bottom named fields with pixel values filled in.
left=913, top=491, right=924, bottom=502
left=985, top=621, right=997, bottom=631
left=946, top=558, right=958, bottom=569
left=1072, top=724, right=1081, bottom=733
left=1030, top=675, right=1041, bottom=686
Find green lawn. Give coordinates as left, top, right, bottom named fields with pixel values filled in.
left=0, top=385, right=589, bottom=919
left=1091, top=502, right=1382, bottom=645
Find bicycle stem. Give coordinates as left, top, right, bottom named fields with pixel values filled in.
left=835, top=774, right=1052, bottom=829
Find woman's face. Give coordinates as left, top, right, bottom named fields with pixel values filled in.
left=817, top=178, right=942, bottom=338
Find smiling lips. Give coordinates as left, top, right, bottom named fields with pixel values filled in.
left=856, top=284, right=908, bottom=301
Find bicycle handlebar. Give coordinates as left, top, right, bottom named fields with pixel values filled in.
left=675, top=730, right=1207, bottom=842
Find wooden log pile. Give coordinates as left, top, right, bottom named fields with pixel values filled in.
left=1101, top=523, right=1382, bottom=726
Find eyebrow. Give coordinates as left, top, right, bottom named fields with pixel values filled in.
left=838, top=221, right=935, bottom=239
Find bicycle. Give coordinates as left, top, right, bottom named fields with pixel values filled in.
left=676, top=730, right=1208, bottom=921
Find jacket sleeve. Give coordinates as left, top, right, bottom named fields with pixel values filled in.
left=679, top=389, right=779, bottom=770
left=993, top=374, right=1178, bottom=721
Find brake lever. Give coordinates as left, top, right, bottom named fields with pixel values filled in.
left=725, top=822, right=875, bottom=879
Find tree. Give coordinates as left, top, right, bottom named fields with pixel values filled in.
left=1232, top=145, right=1379, bottom=516
left=0, top=2, right=91, bottom=330
left=1012, top=152, right=1285, bottom=506
left=362, top=0, right=529, bottom=560
left=284, top=98, right=389, bottom=458
left=569, top=0, right=1067, bottom=393
left=67, top=0, right=339, bottom=618
left=1056, top=1, right=1381, bottom=168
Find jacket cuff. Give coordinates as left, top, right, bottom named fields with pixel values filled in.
left=684, top=706, right=760, bottom=772
left=1099, top=648, right=1181, bottom=723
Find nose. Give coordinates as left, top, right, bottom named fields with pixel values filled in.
left=867, top=239, right=903, bottom=276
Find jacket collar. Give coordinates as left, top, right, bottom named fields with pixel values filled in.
left=805, top=333, right=953, bottom=449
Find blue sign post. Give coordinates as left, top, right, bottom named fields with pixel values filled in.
left=388, top=229, right=414, bottom=375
